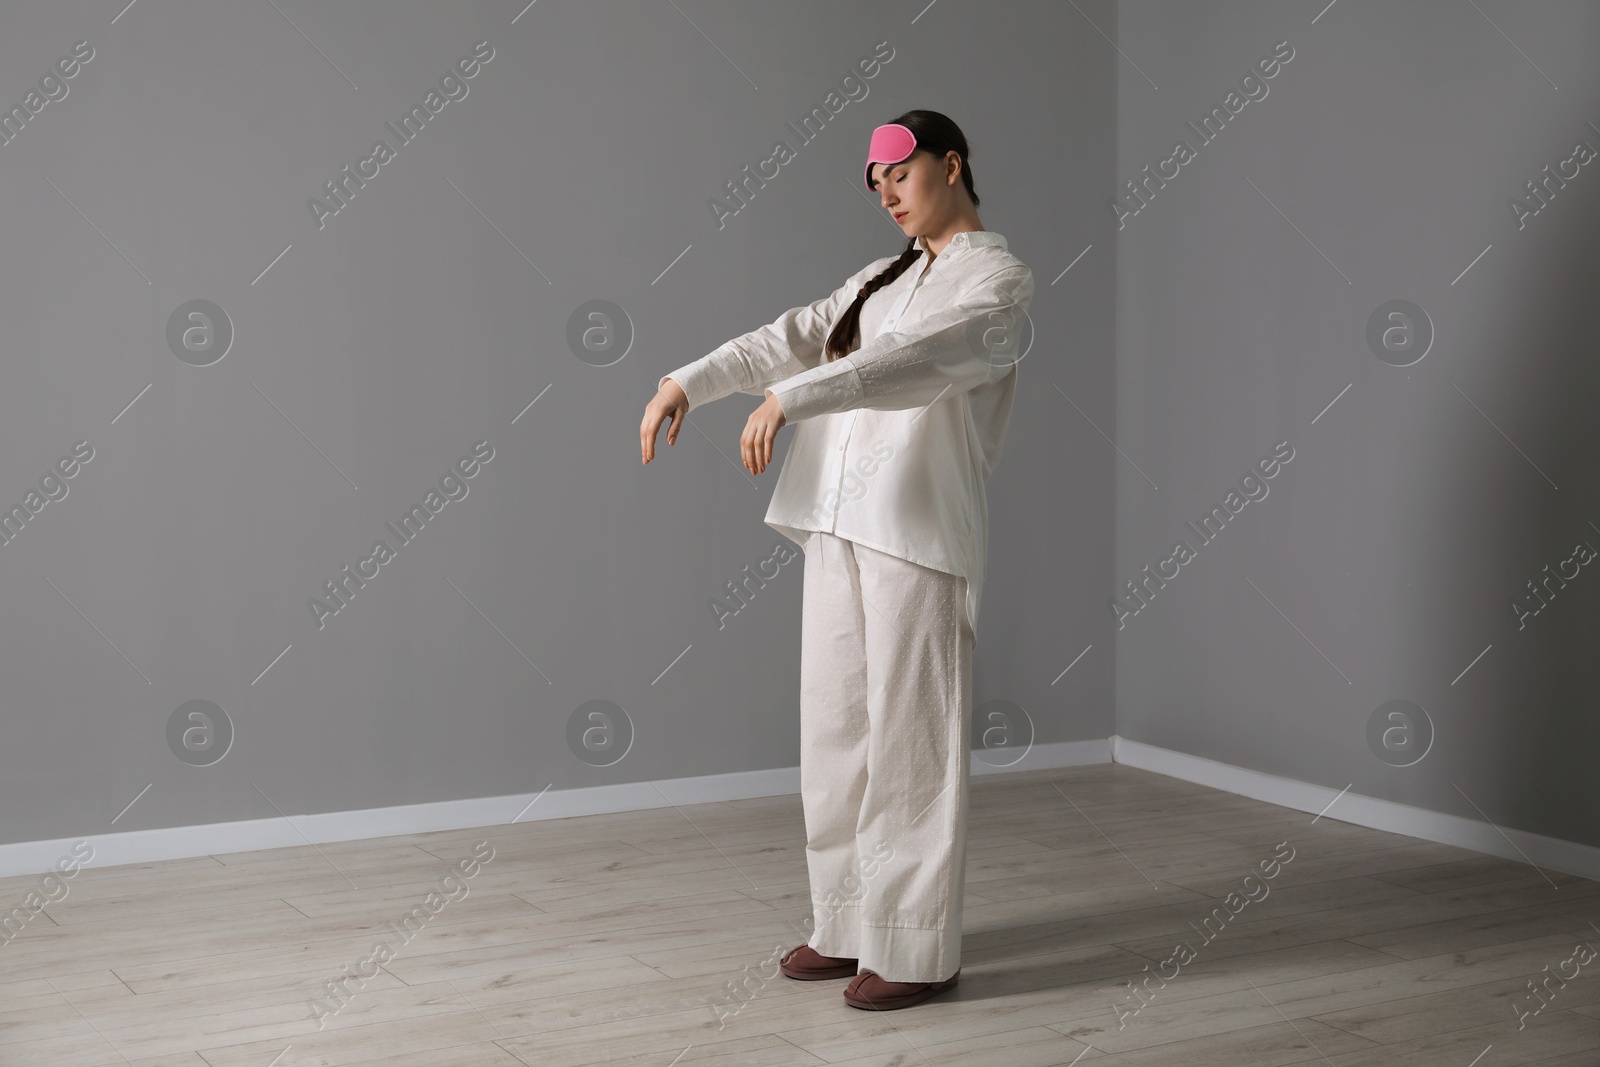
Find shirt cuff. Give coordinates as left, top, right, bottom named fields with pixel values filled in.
left=768, top=358, right=864, bottom=423
left=660, top=347, right=734, bottom=411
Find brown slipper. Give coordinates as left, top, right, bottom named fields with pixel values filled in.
left=779, top=943, right=858, bottom=980
left=843, top=968, right=960, bottom=1010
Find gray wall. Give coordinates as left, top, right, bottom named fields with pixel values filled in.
left=10, top=0, right=1590, bottom=863
left=1114, top=0, right=1600, bottom=848
left=0, top=1, right=1117, bottom=846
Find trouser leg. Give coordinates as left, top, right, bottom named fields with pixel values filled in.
left=798, top=531, right=871, bottom=959
left=851, top=540, right=974, bottom=984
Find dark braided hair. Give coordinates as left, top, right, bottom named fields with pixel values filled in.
left=824, top=109, right=980, bottom=362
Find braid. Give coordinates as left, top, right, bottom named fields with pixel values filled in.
left=824, top=237, right=923, bottom=361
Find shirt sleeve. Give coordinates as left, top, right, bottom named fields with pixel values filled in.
left=658, top=261, right=888, bottom=412
left=766, top=264, right=1033, bottom=423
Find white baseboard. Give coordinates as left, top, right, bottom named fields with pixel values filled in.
left=5, top=736, right=1592, bottom=884
left=0, top=739, right=1110, bottom=879
left=1112, top=736, right=1600, bottom=882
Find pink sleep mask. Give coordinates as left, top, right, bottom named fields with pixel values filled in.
left=864, top=123, right=918, bottom=191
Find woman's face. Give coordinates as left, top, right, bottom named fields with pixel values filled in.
left=873, top=149, right=958, bottom=234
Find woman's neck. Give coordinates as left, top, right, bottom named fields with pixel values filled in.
left=921, top=216, right=984, bottom=258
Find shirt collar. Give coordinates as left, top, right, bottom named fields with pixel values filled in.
left=917, top=230, right=1008, bottom=263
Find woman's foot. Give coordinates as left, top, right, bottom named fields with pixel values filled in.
left=843, top=968, right=960, bottom=1010
left=779, top=943, right=858, bottom=980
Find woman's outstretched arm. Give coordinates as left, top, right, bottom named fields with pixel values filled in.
left=657, top=258, right=891, bottom=411
left=766, top=265, right=1032, bottom=423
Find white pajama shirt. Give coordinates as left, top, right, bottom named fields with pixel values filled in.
left=660, top=229, right=1033, bottom=645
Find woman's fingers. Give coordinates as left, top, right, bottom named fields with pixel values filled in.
left=757, top=423, right=774, bottom=473
left=642, top=406, right=666, bottom=464
left=641, top=398, right=688, bottom=464
left=738, top=404, right=783, bottom=474
left=744, top=425, right=759, bottom=474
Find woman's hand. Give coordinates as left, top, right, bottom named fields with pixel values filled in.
left=641, top=378, right=689, bottom=464
left=741, top=390, right=787, bottom=475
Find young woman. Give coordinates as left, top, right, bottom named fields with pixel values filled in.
left=640, top=110, right=1033, bottom=1012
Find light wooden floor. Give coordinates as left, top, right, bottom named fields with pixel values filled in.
left=3, top=763, right=1598, bottom=1066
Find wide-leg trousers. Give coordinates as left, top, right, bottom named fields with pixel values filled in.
left=798, top=529, right=975, bottom=984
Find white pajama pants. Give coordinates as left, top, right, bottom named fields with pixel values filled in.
left=798, top=529, right=975, bottom=984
